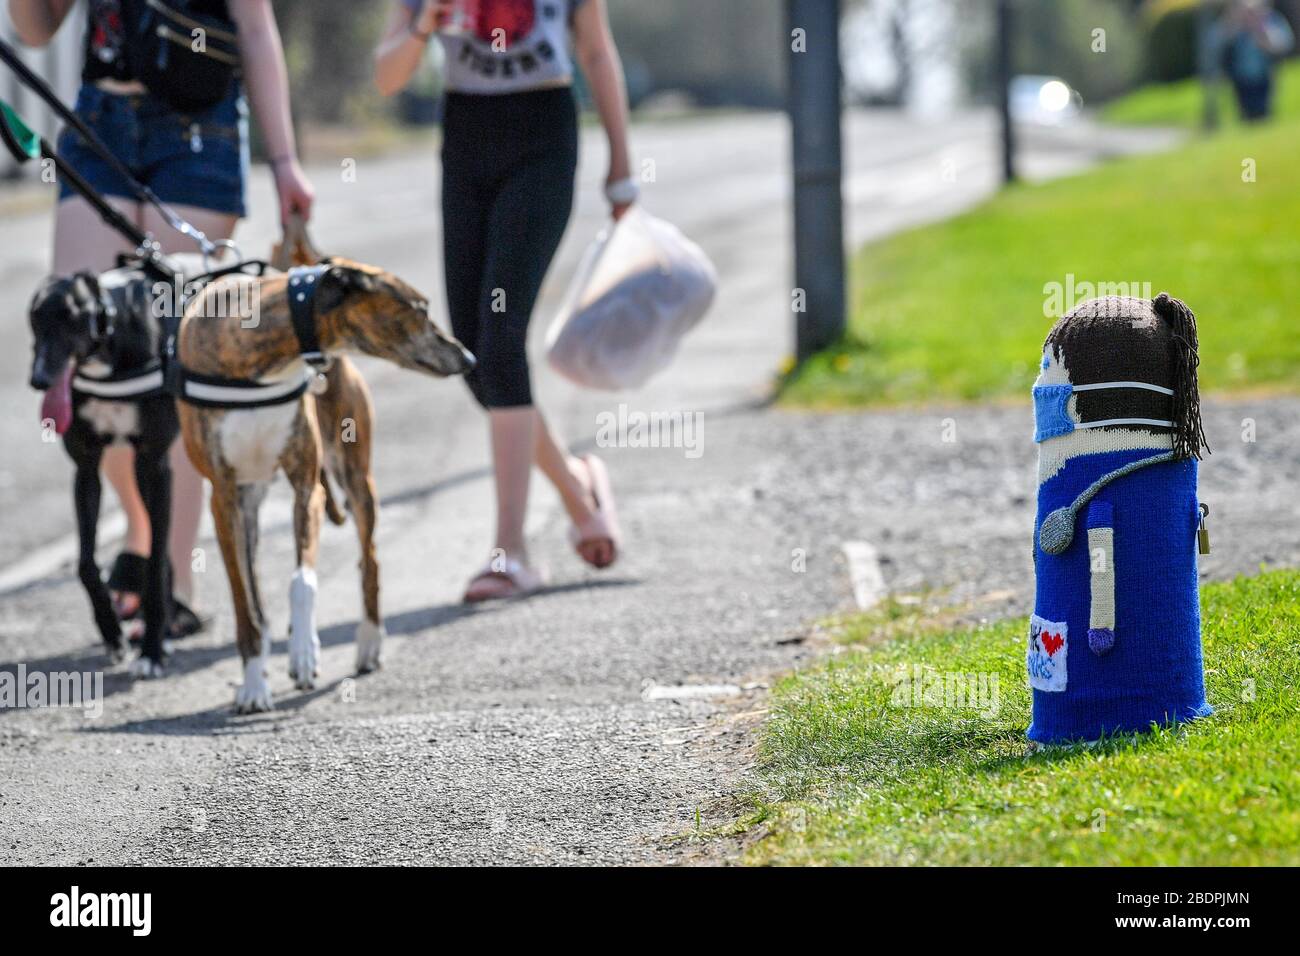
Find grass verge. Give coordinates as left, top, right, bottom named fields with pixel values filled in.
left=1101, top=60, right=1300, bottom=127
left=781, top=76, right=1300, bottom=408
left=744, top=569, right=1300, bottom=866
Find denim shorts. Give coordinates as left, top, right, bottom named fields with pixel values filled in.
left=57, top=84, right=249, bottom=217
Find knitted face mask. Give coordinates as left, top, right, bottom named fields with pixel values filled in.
left=1032, top=380, right=1176, bottom=443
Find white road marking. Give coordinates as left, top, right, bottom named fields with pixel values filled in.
left=0, top=510, right=126, bottom=595
left=841, top=540, right=887, bottom=611
left=642, top=683, right=743, bottom=701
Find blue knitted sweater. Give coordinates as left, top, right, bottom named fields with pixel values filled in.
left=1029, top=446, right=1212, bottom=743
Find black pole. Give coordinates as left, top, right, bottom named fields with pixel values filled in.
left=787, top=0, right=846, bottom=363
left=996, top=0, right=1016, bottom=184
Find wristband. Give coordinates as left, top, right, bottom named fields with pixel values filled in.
left=604, top=177, right=640, bottom=206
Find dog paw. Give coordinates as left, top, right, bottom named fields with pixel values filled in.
left=234, top=660, right=273, bottom=713
left=354, top=620, right=385, bottom=674
left=128, top=656, right=165, bottom=680
left=288, top=634, right=321, bottom=691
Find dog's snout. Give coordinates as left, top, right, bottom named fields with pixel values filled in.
left=30, top=354, right=54, bottom=392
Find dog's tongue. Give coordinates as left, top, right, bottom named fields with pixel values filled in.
left=41, top=364, right=74, bottom=435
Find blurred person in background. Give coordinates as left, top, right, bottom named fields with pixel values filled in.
left=1216, top=0, right=1295, bottom=121
left=9, top=0, right=314, bottom=635
left=375, top=0, right=633, bottom=602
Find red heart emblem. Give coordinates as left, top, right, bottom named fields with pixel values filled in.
left=474, top=0, right=537, bottom=47
left=1041, top=631, right=1064, bottom=656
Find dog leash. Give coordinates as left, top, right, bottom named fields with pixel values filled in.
left=2, top=48, right=328, bottom=409
left=0, top=36, right=236, bottom=269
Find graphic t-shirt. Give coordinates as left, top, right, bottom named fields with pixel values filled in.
left=403, top=0, right=586, bottom=95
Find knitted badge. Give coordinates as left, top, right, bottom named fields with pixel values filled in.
left=1043, top=293, right=1210, bottom=461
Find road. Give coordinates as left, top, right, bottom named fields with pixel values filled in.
left=4, top=110, right=1270, bottom=866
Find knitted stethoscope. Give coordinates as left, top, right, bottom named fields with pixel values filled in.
left=1037, top=449, right=1177, bottom=555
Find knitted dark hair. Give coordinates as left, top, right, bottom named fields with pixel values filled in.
left=1152, top=292, right=1209, bottom=460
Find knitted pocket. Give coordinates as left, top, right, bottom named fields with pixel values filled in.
left=1027, top=614, right=1068, bottom=692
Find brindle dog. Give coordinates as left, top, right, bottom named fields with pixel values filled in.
left=178, top=259, right=473, bottom=712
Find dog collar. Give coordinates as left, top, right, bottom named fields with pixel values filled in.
left=287, top=265, right=331, bottom=372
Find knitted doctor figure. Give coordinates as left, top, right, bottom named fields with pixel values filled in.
left=1028, top=293, right=1212, bottom=745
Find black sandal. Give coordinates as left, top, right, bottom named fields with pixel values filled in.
left=106, top=552, right=148, bottom=621
left=168, top=596, right=209, bottom=641
left=127, top=595, right=209, bottom=645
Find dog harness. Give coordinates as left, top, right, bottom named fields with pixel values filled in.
left=175, top=264, right=331, bottom=409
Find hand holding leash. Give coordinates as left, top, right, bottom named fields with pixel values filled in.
left=272, top=155, right=316, bottom=228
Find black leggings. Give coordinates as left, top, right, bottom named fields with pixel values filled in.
left=441, top=87, right=578, bottom=408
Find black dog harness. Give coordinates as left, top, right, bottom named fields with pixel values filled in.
left=175, top=264, right=332, bottom=410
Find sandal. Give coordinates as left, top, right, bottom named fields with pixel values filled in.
left=106, top=552, right=148, bottom=621
left=462, top=557, right=546, bottom=604
left=129, top=595, right=210, bottom=644
left=168, top=596, right=210, bottom=640
left=568, top=455, right=621, bottom=570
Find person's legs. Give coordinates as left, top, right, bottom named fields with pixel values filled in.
left=488, top=407, right=536, bottom=559
left=461, top=143, right=574, bottom=593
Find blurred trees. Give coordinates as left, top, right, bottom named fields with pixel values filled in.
left=961, top=0, right=1146, bottom=104
left=604, top=0, right=784, bottom=107
left=273, top=0, right=390, bottom=124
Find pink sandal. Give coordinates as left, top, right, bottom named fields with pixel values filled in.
left=463, top=556, right=546, bottom=604
left=569, top=455, right=621, bottom=570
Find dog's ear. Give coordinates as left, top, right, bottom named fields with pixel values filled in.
left=315, top=262, right=380, bottom=314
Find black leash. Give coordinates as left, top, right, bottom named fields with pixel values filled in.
left=1, top=43, right=326, bottom=410
left=0, top=34, right=222, bottom=260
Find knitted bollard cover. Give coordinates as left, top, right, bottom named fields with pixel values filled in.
left=1027, top=293, right=1212, bottom=744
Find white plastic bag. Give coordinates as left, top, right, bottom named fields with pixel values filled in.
left=545, top=207, right=716, bottom=391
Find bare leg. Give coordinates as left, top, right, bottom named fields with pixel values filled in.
left=489, top=406, right=536, bottom=559
left=463, top=407, right=541, bottom=602
left=532, top=408, right=616, bottom=568
left=532, top=408, right=595, bottom=526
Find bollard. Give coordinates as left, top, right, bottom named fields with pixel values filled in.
left=1027, top=293, right=1212, bottom=744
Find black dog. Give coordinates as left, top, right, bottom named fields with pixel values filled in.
left=29, top=266, right=175, bottom=676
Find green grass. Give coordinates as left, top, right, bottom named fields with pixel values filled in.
left=745, top=569, right=1300, bottom=866
left=1102, top=60, right=1300, bottom=127
left=781, top=76, right=1300, bottom=408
